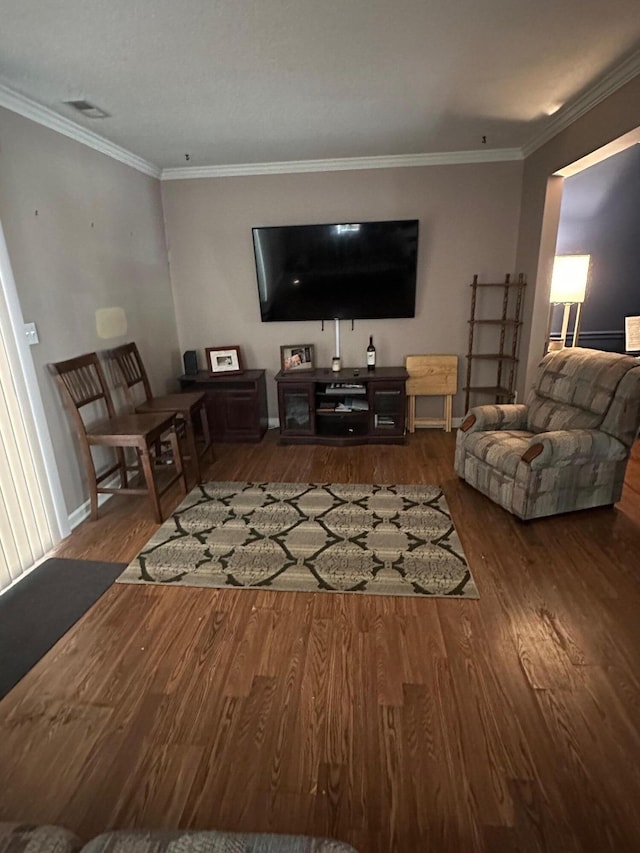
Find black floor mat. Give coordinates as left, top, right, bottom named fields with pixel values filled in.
left=0, top=557, right=126, bottom=700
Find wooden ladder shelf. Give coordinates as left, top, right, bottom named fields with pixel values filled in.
left=464, top=273, right=526, bottom=412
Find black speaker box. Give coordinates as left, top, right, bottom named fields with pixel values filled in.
left=183, top=350, right=199, bottom=375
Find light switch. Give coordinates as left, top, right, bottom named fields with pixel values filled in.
left=24, top=321, right=39, bottom=346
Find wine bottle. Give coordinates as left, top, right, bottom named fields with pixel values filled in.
left=367, top=335, right=376, bottom=370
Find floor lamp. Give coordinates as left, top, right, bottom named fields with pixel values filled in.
left=547, top=254, right=590, bottom=352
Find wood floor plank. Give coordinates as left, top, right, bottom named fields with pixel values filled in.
left=291, top=615, right=332, bottom=793
left=1, top=429, right=640, bottom=851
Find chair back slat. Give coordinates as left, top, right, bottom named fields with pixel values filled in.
left=63, top=364, right=101, bottom=407
left=106, top=342, right=154, bottom=408
left=48, top=352, right=116, bottom=421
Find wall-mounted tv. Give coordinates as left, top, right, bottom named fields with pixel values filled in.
left=252, top=219, right=419, bottom=322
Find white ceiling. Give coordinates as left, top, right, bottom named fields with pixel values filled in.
left=0, top=0, right=639, bottom=173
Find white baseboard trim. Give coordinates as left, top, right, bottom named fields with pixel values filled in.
left=63, top=418, right=463, bottom=530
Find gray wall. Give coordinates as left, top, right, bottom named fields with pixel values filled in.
left=0, top=107, right=180, bottom=517
left=161, top=161, right=524, bottom=421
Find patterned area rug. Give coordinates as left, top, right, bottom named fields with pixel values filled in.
left=117, top=482, right=478, bottom=598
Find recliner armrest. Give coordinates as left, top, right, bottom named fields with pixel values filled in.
left=460, top=404, right=529, bottom=434
left=523, top=429, right=628, bottom=469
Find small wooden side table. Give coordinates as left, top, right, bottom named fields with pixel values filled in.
left=405, top=354, right=458, bottom=432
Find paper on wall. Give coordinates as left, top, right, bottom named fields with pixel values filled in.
left=625, top=316, right=640, bottom=352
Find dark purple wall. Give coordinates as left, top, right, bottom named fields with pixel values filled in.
left=553, top=144, right=640, bottom=351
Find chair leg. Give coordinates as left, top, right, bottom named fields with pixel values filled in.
left=139, top=446, right=163, bottom=523
left=81, top=444, right=100, bottom=521
left=117, top=447, right=128, bottom=487
left=199, top=401, right=214, bottom=466
left=89, top=483, right=99, bottom=521
left=408, top=396, right=416, bottom=433
left=445, top=395, right=452, bottom=432
left=168, top=426, right=187, bottom=498
left=184, top=414, right=201, bottom=483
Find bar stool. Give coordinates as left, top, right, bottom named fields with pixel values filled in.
left=106, top=342, right=213, bottom=483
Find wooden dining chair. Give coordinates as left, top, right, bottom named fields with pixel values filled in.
left=49, top=352, right=187, bottom=523
left=106, top=342, right=213, bottom=484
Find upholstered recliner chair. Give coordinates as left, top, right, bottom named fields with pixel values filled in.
left=455, top=347, right=640, bottom=520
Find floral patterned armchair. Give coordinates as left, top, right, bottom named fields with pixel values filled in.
left=455, top=348, right=640, bottom=520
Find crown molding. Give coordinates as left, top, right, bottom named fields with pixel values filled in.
left=0, top=80, right=521, bottom=181
left=160, top=147, right=523, bottom=180
left=522, top=49, right=640, bottom=158
left=0, top=83, right=161, bottom=178
left=1, top=48, right=638, bottom=180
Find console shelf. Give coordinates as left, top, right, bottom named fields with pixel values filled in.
left=179, top=369, right=268, bottom=442
left=275, top=366, right=408, bottom=445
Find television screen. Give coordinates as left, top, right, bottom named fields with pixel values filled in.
left=252, top=219, right=419, bottom=321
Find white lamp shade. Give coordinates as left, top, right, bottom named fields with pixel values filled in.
left=550, top=254, right=590, bottom=303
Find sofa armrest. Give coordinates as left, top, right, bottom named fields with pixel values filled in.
left=460, top=404, right=529, bottom=434
left=523, top=429, right=628, bottom=469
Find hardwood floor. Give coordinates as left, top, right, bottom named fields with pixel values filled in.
left=1, top=429, right=640, bottom=852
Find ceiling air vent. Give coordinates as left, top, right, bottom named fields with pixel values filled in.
left=64, top=99, right=110, bottom=119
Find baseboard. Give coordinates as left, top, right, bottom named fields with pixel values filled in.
left=268, top=416, right=461, bottom=433
left=66, top=419, right=461, bottom=527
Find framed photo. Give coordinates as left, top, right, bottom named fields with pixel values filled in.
left=280, top=344, right=315, bottom=372
left=205, top=345, right=243, bottom=375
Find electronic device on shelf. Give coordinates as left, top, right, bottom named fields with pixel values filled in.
left=324, top=383, right=367, bottom=394
left=252, top=219, right=419, bottom=322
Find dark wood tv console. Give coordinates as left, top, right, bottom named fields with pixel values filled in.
left=275, top=366, right=408, bottom=445
left=178, top=370, right=268, bottom=442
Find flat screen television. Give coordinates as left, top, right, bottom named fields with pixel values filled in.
left=252, top=219, right=419, bottom=321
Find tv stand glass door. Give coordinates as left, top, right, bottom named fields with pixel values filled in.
left=278, top=383, right=315, bottom=436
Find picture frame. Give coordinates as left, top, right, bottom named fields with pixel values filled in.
left=280, top=344, right=315, bottom=372
left=205, top=345, right=243, bottom=375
